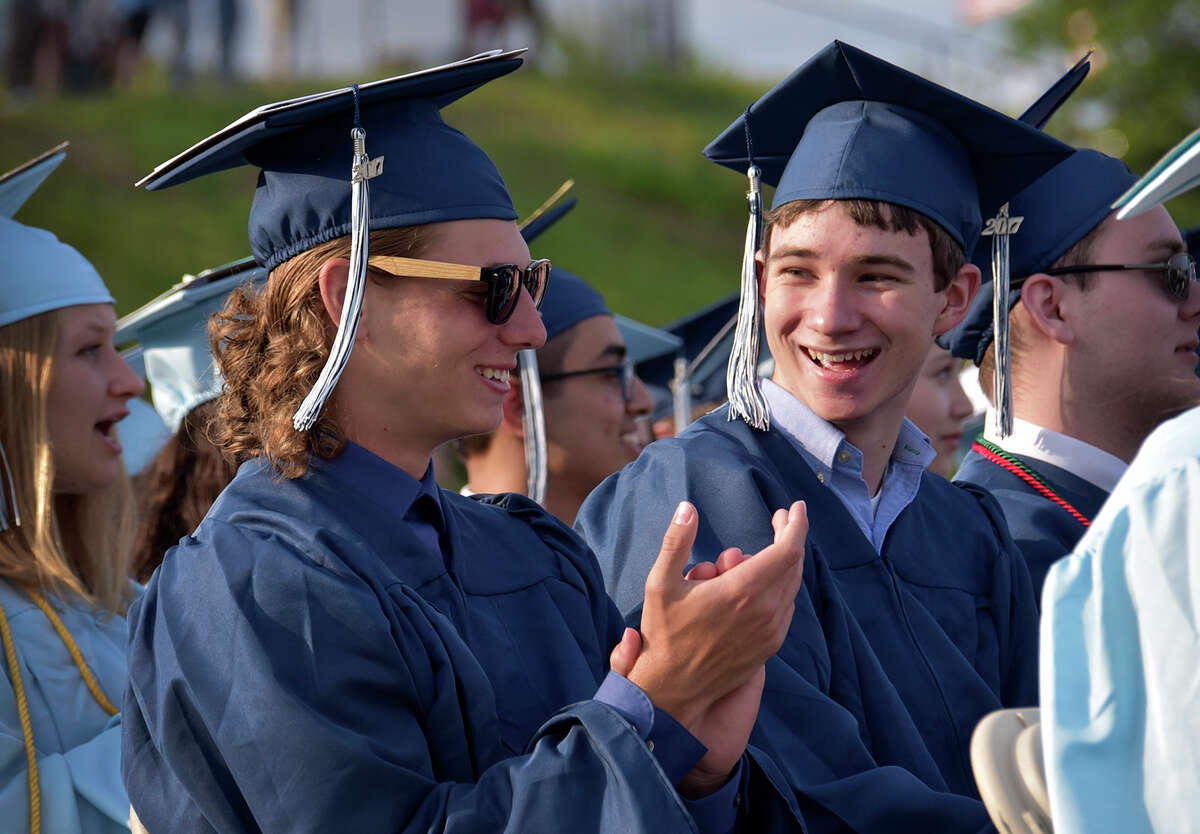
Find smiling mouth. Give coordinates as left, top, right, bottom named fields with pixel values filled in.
left=805, top=347, right=880, bottom=370
left=477, top=367, right=511, bottom=384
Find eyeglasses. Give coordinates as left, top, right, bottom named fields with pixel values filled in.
left=1042, top=252, right=1198, bottom=301
left=541, top=357, right=637, bottom=402
left=367, top=256, right=551, bottom=324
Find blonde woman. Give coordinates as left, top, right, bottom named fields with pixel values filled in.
left=0, top=146, right=143, bottom=833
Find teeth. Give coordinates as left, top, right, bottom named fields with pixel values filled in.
left=806, top=348, right=876, bottom=367
left=479, top=367, right=510, bottom=383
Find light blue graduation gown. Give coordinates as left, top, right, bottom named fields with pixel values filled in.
left=0, top=581, right=130, bottom=833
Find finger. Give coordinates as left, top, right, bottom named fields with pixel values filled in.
left=772, top=507, right=789, bottom=544
left=645, top=501, right=699, bottom=595
left=731, top=502, right=809, bottom=589
left=715, top=547, right=746, bottom=574
left=686, top=561, right=718, bottom=581
left=609, top=627, right=643, bottom=678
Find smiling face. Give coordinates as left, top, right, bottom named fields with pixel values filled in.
left=1063, top=207, right=1200, bottom=431
left=45, top=303, right=144, bottom=494
left=340, top=218, right=547, bottom=465
left=541, top=314, right=655, bottom=514
left=759, top=201, right=975, bottom=445
left=906, top=344, right=974, bottom=477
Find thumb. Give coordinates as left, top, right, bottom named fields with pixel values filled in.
left=609, top=627, right=642, bottom=678
left=646, top=501, right=699, bottom=593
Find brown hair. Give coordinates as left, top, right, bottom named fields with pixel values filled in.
left=210, top=226, right=435, bottom=478
left=762, top=199, right=966, bottom=291
left=0, top=309, right=135, bottom=613
left=130, top=400, right=237, bottom=581
left=978, top=216, right=1106, bottom=385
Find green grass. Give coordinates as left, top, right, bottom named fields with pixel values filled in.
left=0, top=63, right=767, bottom=325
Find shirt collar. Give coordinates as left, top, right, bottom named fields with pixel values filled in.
left=761, top=378, right=936, bottom=473
left=315, top=441, right=445, bottom=524
left=983, top=412, right=1127, bottom=492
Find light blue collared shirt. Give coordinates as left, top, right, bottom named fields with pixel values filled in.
left=761, top=378, right=935, bottom=551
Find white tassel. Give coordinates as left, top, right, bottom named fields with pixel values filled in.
left=0, top=439, right=19, bottom=532
left=727, top=164, right=769, bottom=431
left=989, top=203, right=1014, bottom=439
left=293, top=126, right=381, bottom=432
left=518, top=349, right=548, bottom=504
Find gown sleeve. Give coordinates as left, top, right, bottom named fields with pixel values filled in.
left=123, top=517, right=728, bottom=834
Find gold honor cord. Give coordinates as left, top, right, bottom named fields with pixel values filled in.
left=0, top=590, right=121, bottom=834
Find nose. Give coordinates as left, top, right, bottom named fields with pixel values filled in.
left=807, top=278, right=861, bottom=336
left=500, top=287, right=547, bottom=350
left=948, top=376, right=974, bottom=421
left=1179, top=274, right=1200, bottom=322
left=111, top=351, right=145, bottom=402
left=627, top=373, right=655, bottom=416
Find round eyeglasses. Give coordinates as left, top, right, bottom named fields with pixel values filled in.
left=540, top=357, right=637, bottom=402
left=1043, top=252, right=1198, bottom=301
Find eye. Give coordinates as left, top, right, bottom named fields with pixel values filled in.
left=859, top=272, right=898, bottom=285
left=77, top=343, right=102, bottom=358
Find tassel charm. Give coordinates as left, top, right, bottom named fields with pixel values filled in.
left=518, top=349, right=548, bottom=504
left=989, top=202, right=1014, bottom=439
left=293, top=108, right=384, bottom=431
left=727, top=163, right=770, bottom=430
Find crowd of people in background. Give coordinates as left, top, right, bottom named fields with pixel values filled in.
left=1, top=35, right=1199, bottom=834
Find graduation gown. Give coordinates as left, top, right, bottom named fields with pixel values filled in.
left=123, top=454, right=803, bottom=833
left=955, top=447, right=1106, bottom=602
left=578, top=407, right=1040, bottom=833
left=0, top=581, right=131, bottom=834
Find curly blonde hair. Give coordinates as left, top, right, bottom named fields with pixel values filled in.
left=0, top=310, right=135, bottom=614
left=210, top=226, right=434, bottom=478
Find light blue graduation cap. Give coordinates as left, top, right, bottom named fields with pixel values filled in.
left=116, top=257, right=267, bottom=434
left=702, top=40, right=1074, bottom=431
left=138, top=50, right=526, bottom=435
left=1113, top=127, right=1200, bottom=219
left=0, top=143, right=116, bottom=531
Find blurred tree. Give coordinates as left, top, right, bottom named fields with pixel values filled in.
left=1009, top=0, right=1200, bottom=226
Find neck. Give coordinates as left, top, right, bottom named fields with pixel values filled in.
left=1014, top=366, right=1146, bottom=464
left=340, top=414, right=436, bottom=480
left=542, top=481, right=587, bottom=527
left=833, top=413, right=904, bottom=497
left=463, top=433, right=527, bottom=496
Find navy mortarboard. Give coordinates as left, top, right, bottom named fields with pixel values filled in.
left=0, top=142, right=116, bottom=531
left=703, top=39, right=1074, bottom=430
left=116, top=258, right=267, bottom=434
left=137, top=49, right=537, bottom=434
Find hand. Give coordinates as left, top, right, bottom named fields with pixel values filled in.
left=627, top=500, right=807, bottom=769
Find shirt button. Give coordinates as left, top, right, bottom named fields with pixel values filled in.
left=646, top=739, right=655, bottom=752
left=837, top=449, right=851, bottom=464
left=816, top=472, right=826, bottom=484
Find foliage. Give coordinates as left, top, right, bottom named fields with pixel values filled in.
left=0, top=63, right=765, bottom=323
left=1009, top=0, right=1200, bottom=228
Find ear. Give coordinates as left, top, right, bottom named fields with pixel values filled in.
left=1018, top=273, right=1077, bottom=345
left=932, top=262, right=981, bottom=335
left=500, top=383, right=525, bottom=436
left=317, top=258, right=353, bottom=330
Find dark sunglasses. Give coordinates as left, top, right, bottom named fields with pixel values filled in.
left=541, top=357, right=637, bottom=402
left=368, top=255, right=551, bottom=324
left=1043, top=252, right=1198, bottom=301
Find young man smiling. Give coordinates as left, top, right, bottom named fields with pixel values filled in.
left=578, top=41, right=1072, bottom=831
left=946, top=148, right=1200, bottom=599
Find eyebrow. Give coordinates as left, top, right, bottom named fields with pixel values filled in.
left=1145, top=237, right=1186, bottom=257
left=769, top=246, right=916, bottom=273
left=596, top=343, right=627, bottom=362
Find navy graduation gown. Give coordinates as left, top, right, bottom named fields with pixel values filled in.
left=123, top=456, right=803, bottom=832
left=578, top=407, right=1040, bottom=833
left=955, top=447, right=1107, bottom=603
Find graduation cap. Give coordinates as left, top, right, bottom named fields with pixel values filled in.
left=703, top=40, right=1074, bottom=431
left=0, top=143, right=116, bottom=532
left=1113, top=126, right=1200, bottom=219
left=138, top=49, right=526, bottom=434
left=116, top=257, right=267, bottom=433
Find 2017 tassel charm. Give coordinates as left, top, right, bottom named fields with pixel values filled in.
left=989, top=202, right=1014, bottom=439
left=727, top=163, right=770, bottom=430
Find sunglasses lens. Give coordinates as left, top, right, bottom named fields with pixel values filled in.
left=620, top=360, right=635, bottom=402
left=1167, top=253, right=1196, bottom=299
left=487, top=266, right=520, bottom=324
left=527, top=260, right=551, bottom=309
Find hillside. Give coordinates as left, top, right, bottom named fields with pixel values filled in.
left=0, top=63, right=765, bottom=325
